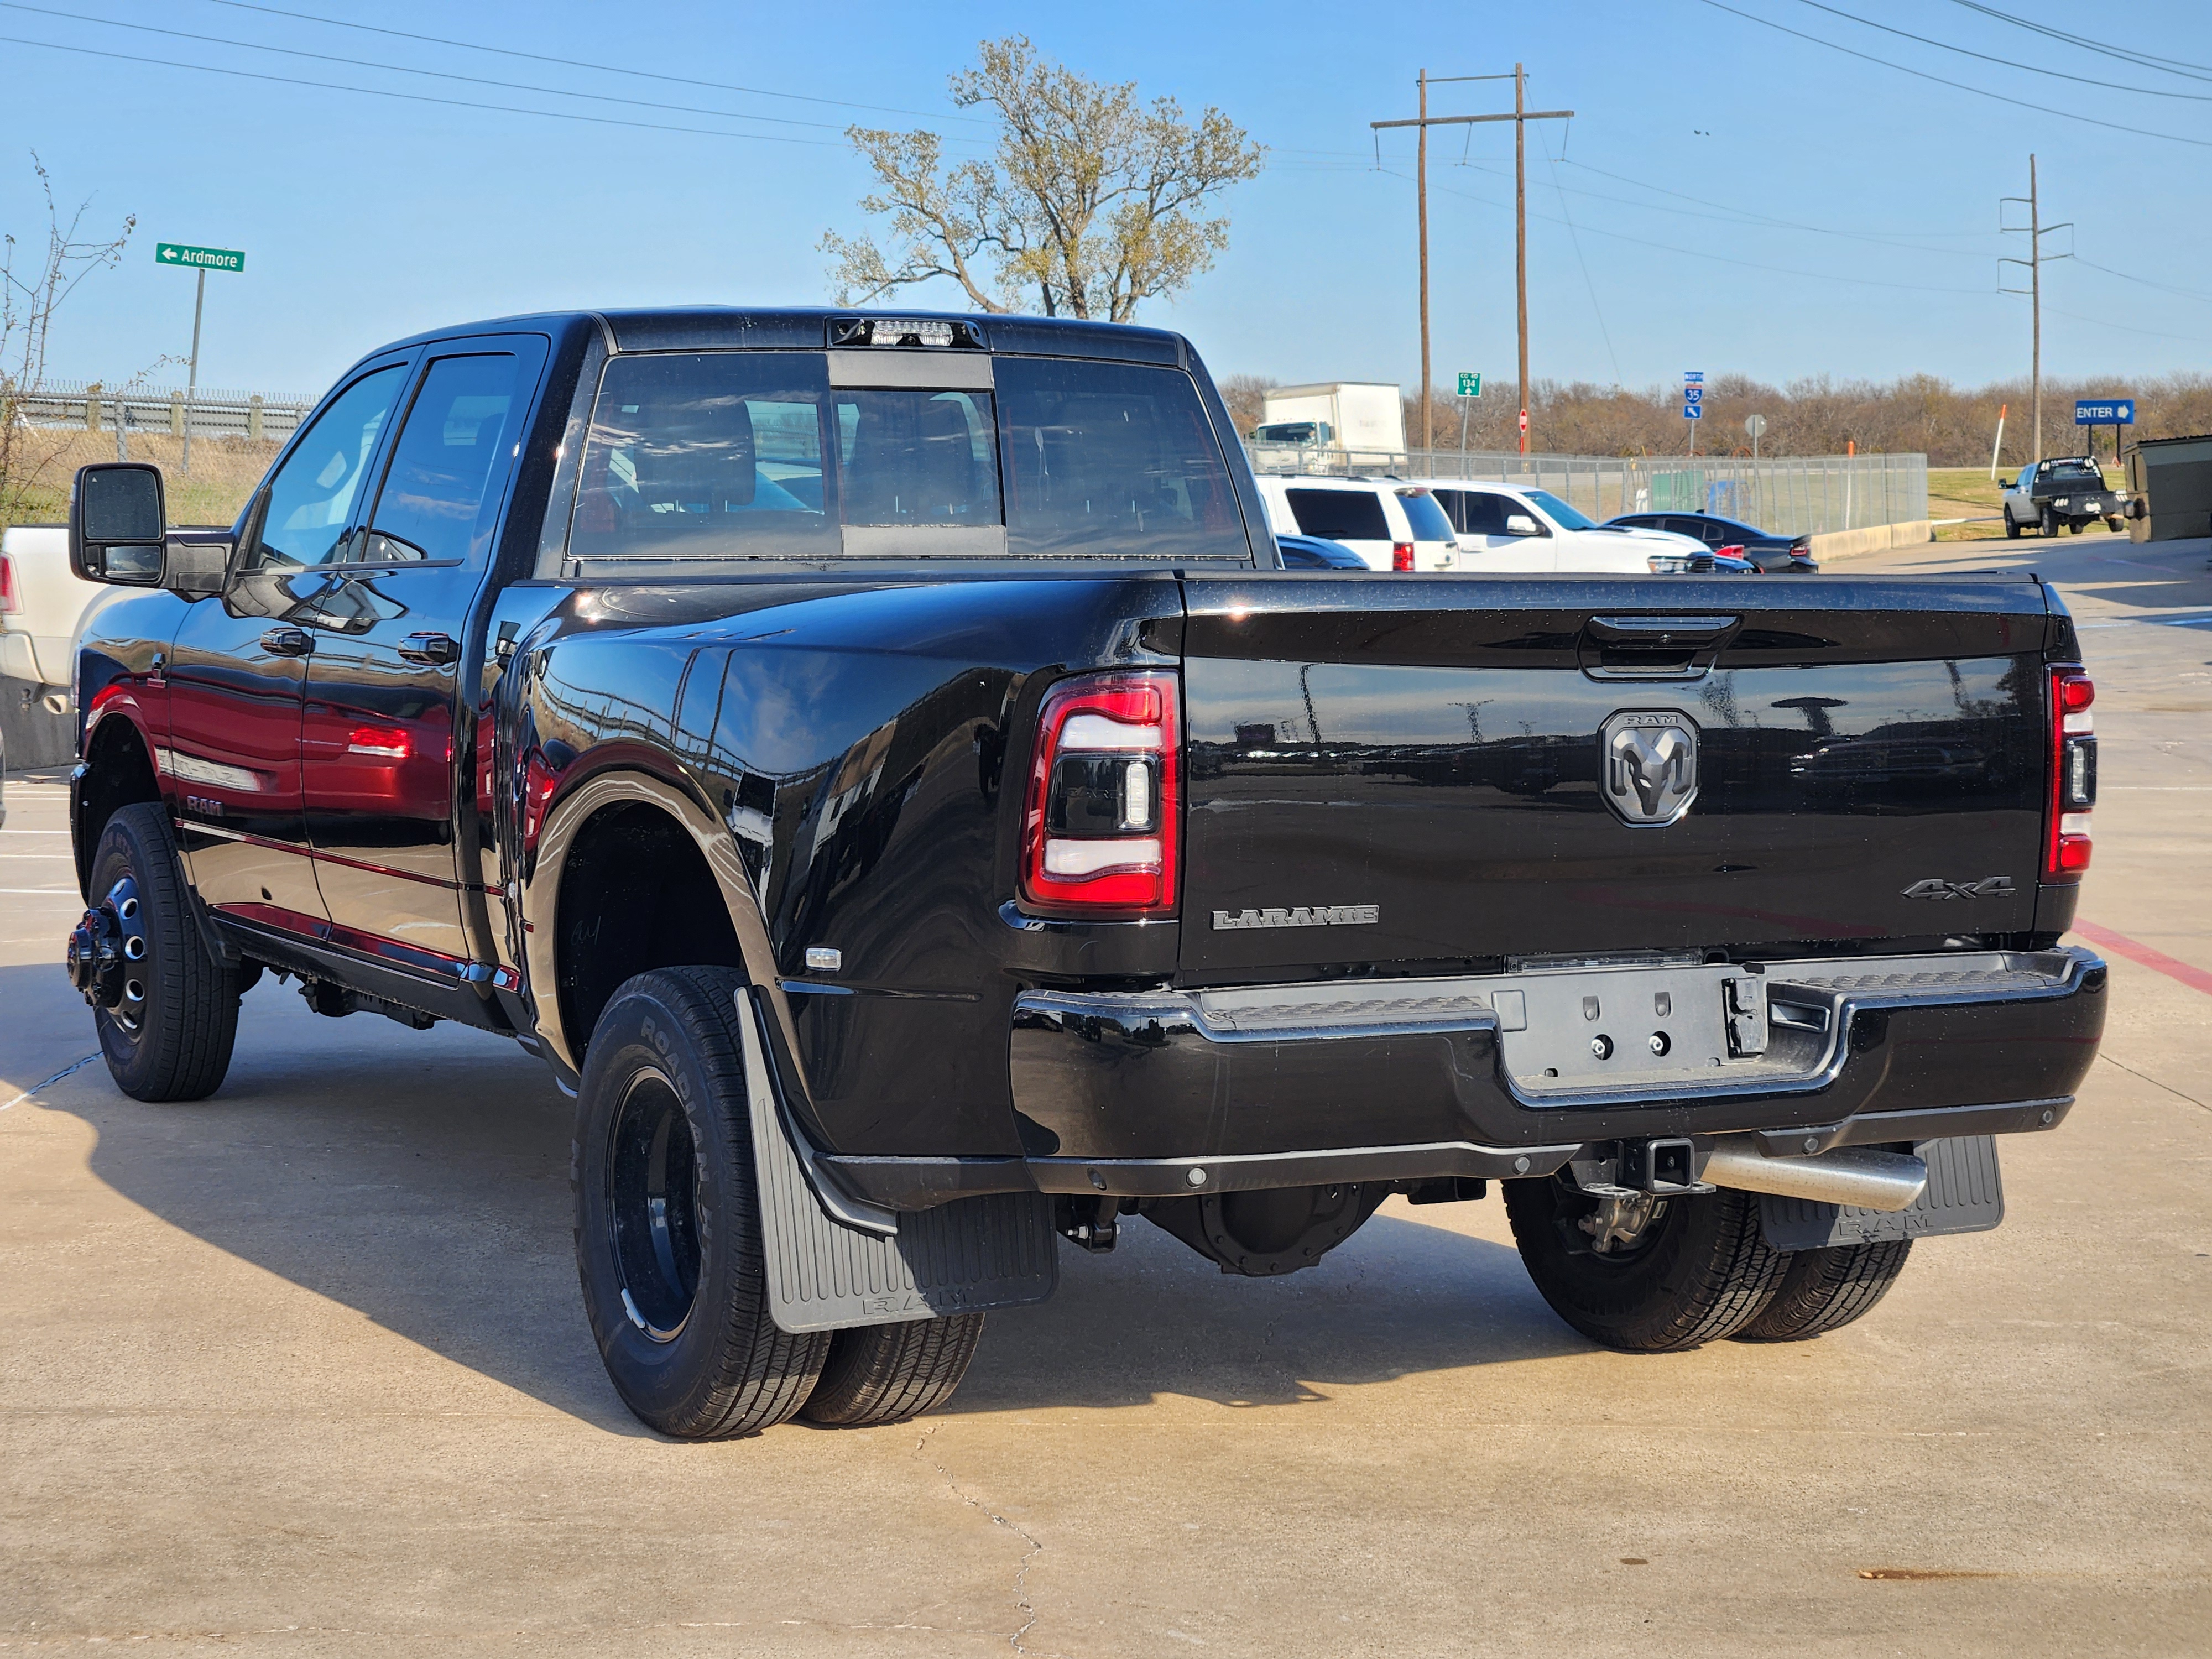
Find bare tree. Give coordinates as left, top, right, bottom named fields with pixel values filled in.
left=821, top=36, right=1264, bottom=322
left=1, top=154, right=137, bottom=526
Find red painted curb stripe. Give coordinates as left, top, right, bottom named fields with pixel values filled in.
left=2069, top=920, right=2212, bottom=998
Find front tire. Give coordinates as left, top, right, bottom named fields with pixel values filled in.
left=801, top=1314, right=987, bottom=1427
left=1504, top=1175, right=1788, bottom=1352
left=2004, top=511, right=2022, bottom=539
left=1734, top=1239, right=1912, bottom=1341
left=573, top=967, right=828, bottom=1438
left=75, top=802, right=240, bottom=1101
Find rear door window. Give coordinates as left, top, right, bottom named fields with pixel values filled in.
left=1396, top=490, right=1454, bottom=541
left=360, top=353, right=524, bottom=565
left=1284, top=488, right=1389, bottom=542
left=1454, top=492, right=1511, bottom=535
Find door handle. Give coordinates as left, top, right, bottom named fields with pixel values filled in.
left=260, top=627, right=314, bottom=657
left=398, top=631, right=460, bottom=667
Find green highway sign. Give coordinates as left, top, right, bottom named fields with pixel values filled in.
left=156, top=242, right=244, bottom=273
left=1457, top=372, right=1483, bottom=398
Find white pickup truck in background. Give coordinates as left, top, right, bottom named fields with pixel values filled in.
left=2, top=523, right=111, bottom=771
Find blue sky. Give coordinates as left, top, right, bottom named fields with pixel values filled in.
left=3, top=0, right=2208, bottom=400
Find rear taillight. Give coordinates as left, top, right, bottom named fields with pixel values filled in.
left=2046, top=666, right=2095, bottom=881
left=0, top=554, right=18, bottom=614
left=1717, top=544, right=1745, bottom=558
left=1391, top=542, right=1414, bottom=571
left=1020, top=671, right=1179, bottom=916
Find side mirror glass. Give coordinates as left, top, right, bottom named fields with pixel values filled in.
left=1505, top=513, right=1541, bottom=537
left=70, top=462, right=167, bottom=585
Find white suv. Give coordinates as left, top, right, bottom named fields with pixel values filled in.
left=1424, top=481, right=1709, bottom=573
left=1253, top=475, right=1459, bottom=570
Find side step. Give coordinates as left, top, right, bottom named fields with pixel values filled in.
left=738, top=990, right=1057, bottom=1334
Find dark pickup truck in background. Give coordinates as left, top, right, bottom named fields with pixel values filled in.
left=61, top=307, right=2104, bottom=1441
left=2002, top=456, right=2126, bottom=538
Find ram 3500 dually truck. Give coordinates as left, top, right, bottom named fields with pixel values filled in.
left=61, top=309, right=2105, bottom=1439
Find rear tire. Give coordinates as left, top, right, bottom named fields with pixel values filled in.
left=801, top=1314, right=987, bottom=1427
left=1734, top=1239, right=1912, bottom=1342
left=572, top=967, right=829, bottom=1438
left=2068, top=519, right=2084, bottom=535
left=2040, top=507, right=2058, bottom=537
left=1504, top=1175, right=1788, bottom=1352
left=81, top=803, right=240, bottom=1102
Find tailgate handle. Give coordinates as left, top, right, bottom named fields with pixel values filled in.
left=1582, top=613, right=1739, bottom=681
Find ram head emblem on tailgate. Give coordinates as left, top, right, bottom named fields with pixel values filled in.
left=1600, top=710, right=1699, bottom=826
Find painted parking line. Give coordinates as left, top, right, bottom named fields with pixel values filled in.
left=2072, top=919, right=2212, bottom=998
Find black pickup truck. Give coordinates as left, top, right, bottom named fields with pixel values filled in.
left=61, top=308, right=2104, bottom=1440
left=2002, top=456, right=2126, bottom=538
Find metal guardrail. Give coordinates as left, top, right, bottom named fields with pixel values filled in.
left=1244, top=444, right=1929, bottom=537
left=7, top=379, right=316, bottom=443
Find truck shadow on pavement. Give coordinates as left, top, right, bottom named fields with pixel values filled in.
left=32, top=971, right=1587, bottom=1433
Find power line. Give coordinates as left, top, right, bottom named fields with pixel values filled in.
left=2073, top=256, right=2212, bottom=306
left=191, top=0, right=994, bottom=124
left=1536, top=125, right=1623, bottom=386
left=1945, top=0, right=2212, bottom=84
left=0, top=32, right=852, bottom=144
left=1788, top=0, right=2212, bottom=101
left=1383, top=166, right=1990, bottom=295
left=1693, top=0, right=2212, bottom=149
left=0, top=3, right=878, bottom=133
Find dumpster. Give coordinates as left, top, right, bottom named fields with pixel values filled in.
left=2124, top=433, right=2212, bottom=542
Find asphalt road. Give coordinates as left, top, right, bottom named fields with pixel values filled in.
left=3, top=536, right=2208, bottom=1656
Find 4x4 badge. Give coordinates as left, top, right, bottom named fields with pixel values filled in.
left=1901, top=876, right=2016, bottom=900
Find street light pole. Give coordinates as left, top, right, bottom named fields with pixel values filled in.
left=1417, top=69, right=1431, bottom=453
left=1515, top=63, right=1530, bottom=457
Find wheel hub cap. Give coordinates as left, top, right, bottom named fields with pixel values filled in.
left=66, top=877, right=147, bottom=1025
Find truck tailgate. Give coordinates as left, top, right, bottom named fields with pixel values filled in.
left=1177, top=574, right=2056, bottom=979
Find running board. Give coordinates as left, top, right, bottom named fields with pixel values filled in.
left=737, top=989, right=1057, bottom=1334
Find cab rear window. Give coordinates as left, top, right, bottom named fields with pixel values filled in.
left=565, top=350, right=1248, bottom=562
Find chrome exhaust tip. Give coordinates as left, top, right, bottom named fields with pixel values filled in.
left=1701, top=1140, right=1927, bottom=1213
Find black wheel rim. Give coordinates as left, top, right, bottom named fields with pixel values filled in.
left=606, top=1066, right=701, bottom=1343
left=69, top=875, right=150, bottom=1040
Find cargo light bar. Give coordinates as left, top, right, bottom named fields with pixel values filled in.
left=1020, top=671, right=1180, bottom=917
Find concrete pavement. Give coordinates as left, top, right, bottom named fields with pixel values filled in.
left=2, top=538, right=2207, bottom=1655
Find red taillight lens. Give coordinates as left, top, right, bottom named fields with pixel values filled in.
left=346, top=724, right=410, bottom=759
left=1391, top=542, right=1415, bottom=571
left=1019, top=671, right=1180, bottom=916
left=0, top=554, right=18, bottom=614
left=2046, top=666, right=2095, bottom=881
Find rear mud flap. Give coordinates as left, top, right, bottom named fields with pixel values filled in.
left=1760, top=1135, right=2005, bottom=1251
left=738, top=991, right=1058, bottom=1334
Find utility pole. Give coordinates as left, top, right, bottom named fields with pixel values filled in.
left=1515, top=64, right=1530, bottom=458
left=1418, top=69, right=1431, bottom=452
left=2001, top=155, right=2070, bottom=466
left=1373, top=70, right=1571, bottom=458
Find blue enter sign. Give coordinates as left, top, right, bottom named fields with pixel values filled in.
left=2076, top=399, right=2135, bottom=424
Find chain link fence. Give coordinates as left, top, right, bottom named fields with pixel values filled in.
left=1244, top=444, right=1929, bottom=536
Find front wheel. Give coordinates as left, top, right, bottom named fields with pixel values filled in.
left=1504, top=1175, right=1788, bottom=1352
left=2004, top=511, right=2022, bottom=539
left=572, top=967, right=829, bottom=1438
left=67, top=802, right=240, bottom=1101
